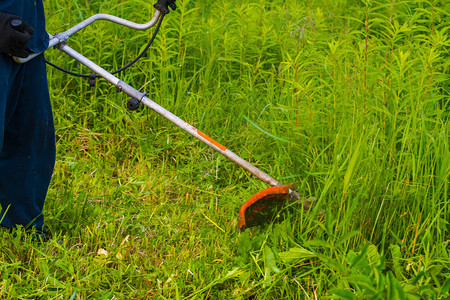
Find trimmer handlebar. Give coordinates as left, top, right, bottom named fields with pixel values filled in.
left=14, top=9, right=163, bottom=63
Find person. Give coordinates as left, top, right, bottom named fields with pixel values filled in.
left=0, top=0, right=55, bottom=237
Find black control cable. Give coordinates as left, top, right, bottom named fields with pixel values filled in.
left=45, top=0, right=177, bottom=86
left=44, top=13, right=165, bottom=86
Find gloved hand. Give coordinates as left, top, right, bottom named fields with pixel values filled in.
left=0, top=12, right=34, bottom=58
left=154, top=0, right=176, bottom=14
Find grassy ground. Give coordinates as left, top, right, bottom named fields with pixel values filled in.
left=1, top=0, right=449, bottom=298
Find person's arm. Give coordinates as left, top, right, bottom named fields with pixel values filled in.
left=0, top=12, right=34, bottom=58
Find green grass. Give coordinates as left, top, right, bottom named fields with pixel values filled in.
left=1, top=0, right=449, bottom=298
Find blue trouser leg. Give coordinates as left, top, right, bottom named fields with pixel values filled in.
left=0, top=53, right=55, bottom=232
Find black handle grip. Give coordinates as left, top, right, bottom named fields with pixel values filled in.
left=154, top=0, right=176, bottom=14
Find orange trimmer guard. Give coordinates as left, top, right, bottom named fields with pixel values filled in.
left=238, top=186, right=290, bottom=231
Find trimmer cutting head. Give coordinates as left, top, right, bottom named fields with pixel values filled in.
left=238, top=186, right=290, bottom=231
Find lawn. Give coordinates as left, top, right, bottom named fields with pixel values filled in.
left=1, top=0, right=449, bottom=298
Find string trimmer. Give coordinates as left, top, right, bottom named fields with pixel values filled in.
left=15, top=0, right=314, bottom=231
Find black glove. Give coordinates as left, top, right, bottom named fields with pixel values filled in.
left=154, top=0, right=176, bottom=14
left=0, top=12, right=34, bottom=58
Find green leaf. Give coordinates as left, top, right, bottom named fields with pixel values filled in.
left=343, top=131, right=365, bottom=193
left=264, top=245, right=280, bottom=274
left=242, top=115, right=290, bottom=143
left=442, top=278, right=450, bottom=295
left=346, top=250, right=358, bottom=265
left=263, top=246, right=279, bottom=288
left=412, top=266, right=425, bottom=285
left=331, top=289, right=357, bottom=300
left=278, top=247, right=315, bottom=264
left=366, top=244, right=381, bottom=267
left=347, top=274, right=377, bottom=292
left=390, top=244, right=404, bottom=279
left=387, top=271, right=406, bottom=300
left=349, top=244, right=370, bottom=268
left=305, top=239, right=333, bottom=249
left=336, top=230, right=360, bottom=246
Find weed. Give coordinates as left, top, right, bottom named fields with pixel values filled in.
left=0, top=0, right=448, bottom=298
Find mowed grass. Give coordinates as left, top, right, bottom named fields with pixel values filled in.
left=1, top=0, right=449, bottom=298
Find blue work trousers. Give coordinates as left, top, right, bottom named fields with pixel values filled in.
left=0, top=53, right=55, bottom=232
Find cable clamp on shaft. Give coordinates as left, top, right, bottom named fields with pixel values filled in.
left=127, top=92, right=147, bottom=111
left=53, top=32, right=70, bottom=50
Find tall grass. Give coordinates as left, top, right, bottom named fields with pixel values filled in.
left=1, top=0, right=448, bottom=298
